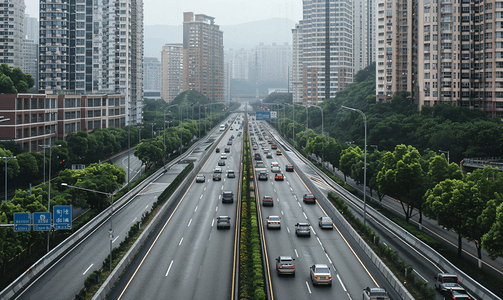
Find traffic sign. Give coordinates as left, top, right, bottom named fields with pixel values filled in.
left=53, top=206, right=72, bottom=230
left=33, top=212, right=51, bottom=231
left=256, top=111, right=271, bottom=120
left=14, top=213, right=31, bottom=232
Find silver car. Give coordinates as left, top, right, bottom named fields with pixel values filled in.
left=310, top=264, right=332, bottom=285
left=318, top=217, right=333, bottom=229
left=216, top=216, right=231, bottom=229
left=295, top=223, right=310, bottom=236
left=213, top=166, right=222, bottom=173
left=276, top=256, right=295, bottom=275
left=266, top=216, right=281, bottom=229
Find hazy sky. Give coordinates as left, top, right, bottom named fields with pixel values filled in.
left=24, top=0, right=302, bottom=25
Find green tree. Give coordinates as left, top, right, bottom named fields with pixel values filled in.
left=339, top=146, right=363, bottom=183
left=427, top=154, right=462, bottom=189
left=0, top=64, right=34, bottom=93
left=15, top=152, right=39, bottom=185
left=376, top=144, right=424, bottom=223
left=134, top=139, right=165, bottom=168
left=482, top=197, right=503, bottom=259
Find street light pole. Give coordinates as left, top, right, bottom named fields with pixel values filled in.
left=46, top=144, right=61, bottom=252
left=341, top=105, right=367, bottom=225
left=439, top=150, right=450, bottom=164
left=61, top=183, right=116, bottom=271
left=1, top=156, right=15, bottom=203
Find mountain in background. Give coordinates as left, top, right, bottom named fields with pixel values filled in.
left=144, top=18, right=297, bottom=58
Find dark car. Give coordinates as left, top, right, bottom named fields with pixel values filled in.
left=295, top=223, right=311, bottom=236
left=222, top=191, right=234, bottom=203
left=286, top=164, right=294, bottom=172
left=318, top=217, right=333, bottom=229
left=227, top=170, right=235, bottom=178
left=215, top=147, right=220, bottom=153
left=254, top=153, right=262, bottom=160
left=224, top=147, right=231, bottom=153
left=262, top=196, right=274, bottom=206
left=227, top=141, right=232, bottom=146
left=274, top=173, right=284, bottom=181
left=212, top=173, right=221, bottom=181
left=258, top=171, right=268, bottom=181
left=303, top=194, right=316, bottom=204
left=216, top=216, right=231, bottom=229
left=218, top=160, right=226, bottom=166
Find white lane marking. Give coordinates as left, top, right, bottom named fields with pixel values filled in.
left=293, top=195, right=297, bottom=199
left=145, top=205, right=149, bottom=209
left=204, top=187, right=207, bottom=190
left=294, top=249, right=299, bottom=257
left=221, top=185, right=224, bottom=190
left=188, top=219, right=192, bottom=227
left=414, top=269, right=428, bottom=282
left=325, top=253, right=332, bottom=265
left=303, top=212, right=308, bottom=219
left=179, top=238, right=183, bottom=246
left=224, top=178, right=226, bottom=182
left=287, top=227, right=290, bottom=233
left=305, top=282, right=312, bottom=294
left=113, top=235, right=119, bottom=243
left=165, top=260, right=174, bottom=277
left=311, top=227, right=316, bottom=235
left=132, top=217, right=137, bottom=223
left=281, top=211, right=284, bottom=215
left=83, top=263, right=94, bottom=275
left=287, top=181, right=290, bottom=185
left=271, top=182, right=274, bottom=185
left=274, top=189, right=276, bottom=192
left=317, top=237, right=322, bottom=246
left=277, top=198, right=280, bottom=202
left=212, top=218, right=215, bottom=226
left=297, top=202, right=301, bottom=207
left=200, top=194, right=203, bottom=199
left=290, top=187, right=293, bottom=191
left=215, top=206, right=218, bottom=212
left=194, top=206, right=198, bottom=212
left=219, top=195, right=222, bottom=199
left=337, top=274, right=347, bottom=292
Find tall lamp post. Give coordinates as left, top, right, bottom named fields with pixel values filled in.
left=163, top=104, right=177, bottom=163
left=439, top=150, right=450, bottom=164
left=61, top=183, right=116, bottom=272
left=341, top=105, right=367, bottom=225
left=41, top=144, right=61, bottom=252
left=1, top=155, right=15, bottom=203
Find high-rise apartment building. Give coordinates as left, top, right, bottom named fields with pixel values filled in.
left=143, top=57, right=161, bottom=99
left=161, top=43, right=183, bottom=103
left=39, top=0, right=143, bottom=125
left=293, top=0, right=354, bottom=105
left=354, top=0, right=376, bottom=72
left=0, top=0, right=25, bottom=68
left=22, top=14, right=38, bottom=89
left=182, top=12, right=224, bottom=103
left=25, top=14, right=38, bottom=42
left=250, top=42, right=292, bottom=85
left=292, top=23, right=303, bottom=103
left=225, top=48, right=250, bottom=81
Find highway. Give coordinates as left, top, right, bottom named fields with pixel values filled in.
left=108, top=116, right=244, bottom=300
left=250, top=122, right=401, bottom=300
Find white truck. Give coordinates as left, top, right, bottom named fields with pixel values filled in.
left=434, top=273, right=462, bottom=294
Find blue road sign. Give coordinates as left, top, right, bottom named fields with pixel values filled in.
left=256, top=111, right=270, bottom=121
left=14, top=212, right=31, bottom=232
left=53, top=206, right=72, bottom=230
left=33, top=212, right=51, bottom=231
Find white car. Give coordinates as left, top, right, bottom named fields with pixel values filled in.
left=266, top=216, right=281, bottom=229
left=213, top=167, right=222, bottom=173
left=220, top=154, right=227, bottom=159
left=271, top=166, right=281, bottom=173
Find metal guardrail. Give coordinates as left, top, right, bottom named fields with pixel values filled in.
left=0, top=117, right=233, bottom=300
left=92, top=115, right=237, bottom=300
left=264, top=123, right=501, bottom=300
left=262, top=122, right=414, bottom=300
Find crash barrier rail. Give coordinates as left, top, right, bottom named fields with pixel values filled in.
left=0, top=115, right=234, bottom=300
left=264, top=123, right=500, bottom=300
left=92, top=115, right=237, bottom=299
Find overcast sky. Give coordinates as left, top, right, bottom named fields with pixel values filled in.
left=24, top=0, right=302, bottom=25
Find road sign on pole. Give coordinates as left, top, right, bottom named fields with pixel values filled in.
left=256, top=111, right=270, bottom=120
left=33, top=212, right=51, bottom=231
left=53, top=206, right=72, bottom=230
left=14, top=212, right=31, bottom=232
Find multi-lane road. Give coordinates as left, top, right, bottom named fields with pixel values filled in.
left=108, top=118, right=244, bottom=299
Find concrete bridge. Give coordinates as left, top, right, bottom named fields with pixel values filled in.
left=461, top=157, right=503, bottom=172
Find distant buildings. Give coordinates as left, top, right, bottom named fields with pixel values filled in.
left=38, top=0, right=144, bottom=125
left=251, top=42, right=292, bottom=84
left=144, top=57, right=161, bottom=99
left=22, top=14, right=39, bottom=90
left=293, top=0, right=354, bottom=105
left=0, top=0, right=25, bottom=68
left=182, top=12, right=224, bottom=103
left=161, top=44, right=183, bottom=103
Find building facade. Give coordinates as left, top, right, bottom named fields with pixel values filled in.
left=0, top=0, right=25, bottom=68
left=38, top=0, right=143, bottom=124
left=294, top=0, right=354, bottom=105
left=161, top=43, right=183, bottom=103
left=182, top=12, right=224, bottom=103
left=250, top=42, right=292, bottom=85
left=354, top=0, right=376, bottom=73
left=143, top=57, right=161, bottom=99
left=0, top=93, right=125, bottom=152
left=292, top=23, right=303, bottom=103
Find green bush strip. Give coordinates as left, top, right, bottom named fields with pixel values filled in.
left=75, top=162, right=194, bottom=299
left=238, top=128, right=266, bottom=300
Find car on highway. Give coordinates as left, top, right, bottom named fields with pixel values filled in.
left=274, top=173, right=284, bottom=181
left=266, top=153, right=273, bottom=159
left=256, top=161, right=265, bottom=168
left=276, top=150, right=282, bottom=155
left=310, top=264, right=332, bottom=286
left=318, top=217, right=333, bottom=229
left=363, top=287, right=390, bottom=300
left=443, top=288, right=473, bottom=300
left=253, top=144, right=257, bottom=150
left=215, top=147, right=220, bottom=153
left=230, top=135, right=234, bottom=139
left=227, top=170, right=235, bottom=178
left=303, top=194, right=316, bottom=204
left=435, top=273, right=460, bottom=294
left=286, top=164, right=294, bottom=172
left=276, top=256, right=295, bottom=276
left=266, top=215, right=281, bottom=229
left=218, top=160, right=226, bottom=166
left=254, top=153, right=262, bottom=160
left=262, top=196, right=274, bottom=206
left=212, top=173, right=221, bottom=181
left=258, top=171, right=268, bottom=180
left=220, top=154, right=227, bottom=159
left=196, top=174, right=205, bottom=183
left=224, top=147, right=231, bottom=153
left=271, top=144, right=277, bottom=149
left=227, top=141, right=232, bottom=146
left=295, top=223, right=311, bottom=236
left=216, top=216, right=231, bottom=229
left=222, top=191, right=234, bottom=203
left=271, top=166, right=281, bottom=173
left=213, top=167, right=222, bottom=173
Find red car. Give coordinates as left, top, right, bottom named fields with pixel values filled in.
left=275, top=173, right=284, bottom=181
left=286, top=165, right=294, bottom=172
left=276, top=150, right=282, bottom=155
left=271, top=144, right=277, bottom=149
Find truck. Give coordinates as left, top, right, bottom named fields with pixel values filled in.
left=434, top=273, right=462, bottom=295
